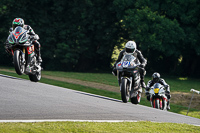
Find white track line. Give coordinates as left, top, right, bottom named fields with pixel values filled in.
left=0, top=119, right=139, bottom=123
left=1, top=120, right=199, bottom=126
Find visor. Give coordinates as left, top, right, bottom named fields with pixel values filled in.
left=125, top=48, right=135, bottom=53
left=153, top=78, right=159, bottom=83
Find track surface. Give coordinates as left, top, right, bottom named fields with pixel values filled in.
left=0, top=74, right=199, bottom=126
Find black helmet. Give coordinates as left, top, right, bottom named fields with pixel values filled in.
left=152, top=72, right=160, bottom=83
left=12, top=18, right=24, bottom=29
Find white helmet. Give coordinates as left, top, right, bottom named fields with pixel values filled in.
left=125, top=41, right=136, bottom=53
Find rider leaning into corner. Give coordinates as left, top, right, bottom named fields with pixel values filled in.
left=5, top=18, right=42, bottom=63
left=145, top=72, right=171, bottom=110
left=112, top=40, right=147, bottom=88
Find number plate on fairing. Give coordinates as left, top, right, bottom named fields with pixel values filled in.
left=122, top=61, right=130, bottom=67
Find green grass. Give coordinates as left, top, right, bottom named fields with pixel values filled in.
left=43, top=71, right=200, bottom=93
left=163, top=75, right=200, bottom=93
left=2, top=67, right=200, bottom=93
left=43, top=70, right=119, bottom=86
left=0, top=121, right=199, bottom=133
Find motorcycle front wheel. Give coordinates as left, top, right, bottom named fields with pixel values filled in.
left=13, top=50, right=25, bottom=75
left=152, top=98, right=160, bottom=109
left=121, top=78, right=130, bottom=103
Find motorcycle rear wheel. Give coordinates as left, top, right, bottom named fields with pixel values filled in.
left=13, top=50, right=25, bottom=75
left=121, top=78, right=130, bottom=103
left=29, top=71, right=41, bottom=82
left=130, top=92, right=141, bottom=104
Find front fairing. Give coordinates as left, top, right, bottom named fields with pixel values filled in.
left=7, top=26, right=29, bottom=46
left=150, top=83, right=165, bottom=97
left=116, top=54, right=140, bottom=81
left=149, top=87, right=155, bottom=95
left=116, top=54, right=139, bottom=70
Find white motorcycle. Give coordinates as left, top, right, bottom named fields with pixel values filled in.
left=149, top=83, right=168, bottom=110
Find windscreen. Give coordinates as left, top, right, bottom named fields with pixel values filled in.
left=14, top=26, right=24, bottom=33
left=121, top=54, right=135, bottom=62
left=153, top=83, right=162, bottom=88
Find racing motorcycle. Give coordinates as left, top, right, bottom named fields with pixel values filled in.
left=116, top=54, right=142, bottom=104
left=149, top=83, right=168, bottom=110
left=6, top=26, right=42, bottom=82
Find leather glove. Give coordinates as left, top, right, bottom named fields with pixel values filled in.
left=34, top=34, right=39, bottom=40
left=112, top=67, right=117, bottom=76
left=30, top=34, right=39, bottom=41
left=145, top=87, right=150, bottom=91
left=145, top=90, right=149, bottom=96
left=5, top=44, right=10, bottom=49
left=4, top=44, right=12, bottom=54
left=165, top=91, right=170, bottom=95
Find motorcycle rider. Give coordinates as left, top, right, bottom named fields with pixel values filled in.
left=145, top=72, right=171, bottom=110
left=112, top=41, right=147, bottom=88
left=5, top=18, right=42, bottom=63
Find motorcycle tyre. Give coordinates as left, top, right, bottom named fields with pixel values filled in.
left=152, top=98, right=160, bottom=109
left=130, top=92, right=141, bottom=104
left=13, top=50, right=25, bottom=75
left=121, top=78, right=130, bottom=103
left=29, top=71, right=41, bottom=82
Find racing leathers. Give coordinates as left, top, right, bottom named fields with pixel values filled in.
left=113, top=49, right=147, bottom=88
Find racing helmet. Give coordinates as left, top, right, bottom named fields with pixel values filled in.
left=152, top=72, right=160, bottom=83
left=12, top=18, right=24, bottom=29
left=125, top=41, right=136, bottom=54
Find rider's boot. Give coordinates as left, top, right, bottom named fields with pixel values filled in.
left=36, top=47, right=42, bottom=63
left=139, top=68, right=146, bottom=88
left=38, top=56, right=42, bottom=63
left=141, top=80, right=146, bottom=88
left=166, top=91, right=171, bottom=110
left=145, top=87, right=150, bottom=101
left=34, top=41, right=42, bottom=63
left=140, top=75, right=146, bottom=88
left=167, top=100, right=170, bottom=110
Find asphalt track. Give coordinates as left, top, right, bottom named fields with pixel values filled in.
left=0, top=74, right=199, bottom=126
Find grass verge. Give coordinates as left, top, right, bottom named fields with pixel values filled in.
left=0, top=121, right=199, bottom=133
left=43, top=70, right=200, bottom=93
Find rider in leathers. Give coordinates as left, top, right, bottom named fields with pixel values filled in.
left=5, top=18, right=42, bottom=63
left=112, top=41, right=147, bottom=88
left=145, top=72, right=171, bottom=110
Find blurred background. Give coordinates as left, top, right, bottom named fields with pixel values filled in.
left=0, top=0, right=200, bottom=76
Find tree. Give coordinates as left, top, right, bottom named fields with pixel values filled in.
left=0, top=0, right=200, bottom=76
left=112, top=0, right=200, bottom=76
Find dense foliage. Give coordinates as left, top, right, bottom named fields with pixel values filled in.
left=0, top=0, right=199, bottom=76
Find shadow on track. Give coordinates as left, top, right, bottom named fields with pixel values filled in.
left=76, top=91, right=122, bottom=103
left=0, top=74, right=25, bottom=81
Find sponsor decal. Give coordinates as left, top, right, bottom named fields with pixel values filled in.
left=27, top=45, right=34, bottom=55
